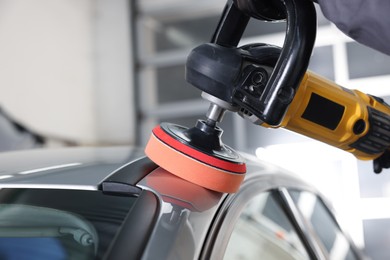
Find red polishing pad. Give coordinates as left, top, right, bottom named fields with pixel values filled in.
left=145, top=122, right=246, bottom=193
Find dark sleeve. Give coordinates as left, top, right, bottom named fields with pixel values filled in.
left=317, top=0, right=390, bottom=55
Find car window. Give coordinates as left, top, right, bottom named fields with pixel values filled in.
left=224, top=191, right=310, bottom=260
left=0, top=188, right=140, bottom=259
left=289, top=190, right=358, bottom=260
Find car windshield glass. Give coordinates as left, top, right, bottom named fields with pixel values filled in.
left=0, top=188, right=138, bottom=259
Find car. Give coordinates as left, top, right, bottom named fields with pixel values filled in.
left=0, top=146, right=365, bottom=259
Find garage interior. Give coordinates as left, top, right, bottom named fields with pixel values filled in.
left=0, top=0, right=390, bottom=259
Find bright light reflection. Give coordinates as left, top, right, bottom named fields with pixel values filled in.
left=0, top=175, right=14, bottom=180
left=19, top=163, right=82, bottom=175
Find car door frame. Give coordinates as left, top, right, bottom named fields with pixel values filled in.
left=200, top=171, right=363, bottom=260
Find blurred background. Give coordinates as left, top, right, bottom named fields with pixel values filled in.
left=1, top=0, right=390, bottom=259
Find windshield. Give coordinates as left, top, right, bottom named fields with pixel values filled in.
left=0, top=188, right=138, bottom=259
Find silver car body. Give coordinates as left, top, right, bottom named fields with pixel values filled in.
left=0, top=146, right=364, bottom=259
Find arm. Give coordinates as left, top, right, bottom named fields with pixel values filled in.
left=317, top=0, right=390, bottom=55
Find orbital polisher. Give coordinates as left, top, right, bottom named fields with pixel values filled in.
left=145, top=0, right=315, bottom=193
left=146, top=0, right=390, bottom=193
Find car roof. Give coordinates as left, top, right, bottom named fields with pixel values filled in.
left=0, top=146, right=309, bottom=190
left=0, top=146, right=145, bottom=189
